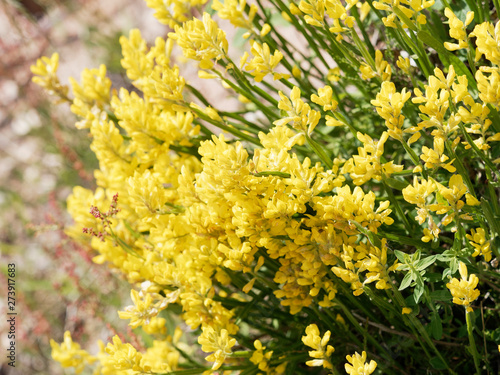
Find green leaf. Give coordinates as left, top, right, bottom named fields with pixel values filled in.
left=430, top=290, right=452, bottom=302
left=414, top=282, right=424, bottom=303
left=449, top=258, right=459, bottom=274
left=430, top=356, right=448, bottom=370
left=393, top=7, right=417, bottom=31
left=394, top=250, right=407, bottom=263
left=255, top=171, right=291, bottom=178
left=415, top=255, right=437, bottom=271
left=430, top=313, right=443, bottom=340
left=399, top=272, right=413, bottom=291
left=348, top=220, right=382, bottom=248
left=481, top=198, right=500, bottom=236
left=385, top=177, right=409, bottom=190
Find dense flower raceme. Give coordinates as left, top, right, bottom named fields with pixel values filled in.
left=33, top=1, right=500, bottom=374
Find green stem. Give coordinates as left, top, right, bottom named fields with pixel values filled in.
left=444, top=139, right=476, bottom=197
left=466, top=310, right=482, bottom=375
left=336, top=301, right=396, bottom=363
left=383, top=180, right=412, bottom=233
left=458, top=123, right=500, bottom=180
left=400, top=139, right=428, bottom=179
left=390, top=286, right=455, bottom=374
left=189, top=105, right=261, bottom=145
left=305, top=133, right=333, bottom=169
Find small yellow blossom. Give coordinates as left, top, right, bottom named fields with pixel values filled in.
left=444, top=8, right=474, bottom=51
left=169, top=13, right=228, bottom=69
left=302, top=324, right=335, bottom=369
left=243, top=41, right=290, bottom=82
left=343, top=132, right=403, bottom=185
left=446, top=261, right=480, bottom=312
left=50, top=331, right=96, bottom=374
left=311, top=85, right=338, bottom=111
left=105, top=335, right=146, bottom=372
left=212, top=0, right=258, bottom=31
left=371, top=81, right=411, bottom=141
left=299, top=0, right=326, bottom=27
left=420, top=137, right=456, bottom=172
left=327, top=66, right=341, bottom=82
left=467, top=228, right=492, bottom=262
left=198, top=326, right=236, bottom=370
left=345, top=351, right=377, bottom=375
left=31, top=53, right=69, bottom=99
left=470, top=20, right=500, bottom=65
left=249, top=340, right=273, bottom=371
left=396, top=56, right=411, bottom=74
left=275, top=86, right=321, bottom=135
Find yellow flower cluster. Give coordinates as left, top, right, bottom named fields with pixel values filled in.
left=373, top=0, right=434, bottom=28
left=446, top=262, right=480, bottom=312
left=402, top=175, right=478, bottom=242
left=345, top=351, right=377, bottom=375
left=51, top=331, right=181, bottom=374
left=33, top=0, right=500, bottom=372
left=146, top=0, right=209, bottom=28
left=302, top=324, right=335, bottom=369
left=298, top=0, right=355, bottom=34
left=50, top=331, right=96, bottom=374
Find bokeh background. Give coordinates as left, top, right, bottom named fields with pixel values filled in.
left=0, top=1, right=166, bottom=373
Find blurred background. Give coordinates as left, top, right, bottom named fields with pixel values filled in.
left=0, top=1, right=166, bottom=373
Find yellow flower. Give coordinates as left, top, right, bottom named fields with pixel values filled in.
left=446, top=261, right=480, bottom=312
left=345, top=351, right=377, bottom=375
left=436, top=174, right=467, bottom=209
left=212, top=0, right=258, bottom=31
left=470, top=20, right=500, bottom=65
left=198, top=326, right=236, bottom=370
left=373, top=0, right=433, bottom=28
left=327, top=67, right=341, bottom=82
left=31, top=53, right=69, bottom=99
left=243, top=41, right=290, bottom=82
left=466, top=228, right=492, bottom=262
left=360, top=50, right=391, bottom=81
left=371, top=81, right=411, bottom=141
left=142, top=339, right=181, bottom=373
left=444, top=7, right=474, bottom=51
left=299, top=0, right=326, bottom=27
left=275, top=86, right=321, bottom=135
left=302, top=324, right=335, bottom=369
left=169, top=13, right=228, bottom=69
left=475, top=68, right=500, bottom=109
left=311, top=85, right=338, bottom=111
left=145, top=0, right=204, bottom=28
left=396, top=56, right=411, bottom=74
left=118, top=289, right=178, bottom=328
left=50, top=331, right=96, bottom=374
left=105, top=335, right=147, bottom=372
left=249, top=340, right=273, bottom=371
left=402, top=177, right=443, bottom=239
left=420, top=137, right=456, bottom=172
left=343, top=132, right=403, bottom=185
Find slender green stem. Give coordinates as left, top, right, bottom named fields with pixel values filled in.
left=458, top=123, right=500, bottom=180
left=189, top=105, right=261, bottom=145
left=390, top=286, right=455, bottom=374
left=400, top=139, right=428, bottom=179
left=383, top=180, right=412, bottom=233
left=466, top=310, right=482, bottom=375
left=444, top=139, right=476, bottom=197
left=305, top=133, right=333, bottom=169
left=336, top=301, right=396, bottom=363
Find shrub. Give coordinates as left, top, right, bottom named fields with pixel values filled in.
left=33, top=0, right=500, bottom=374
